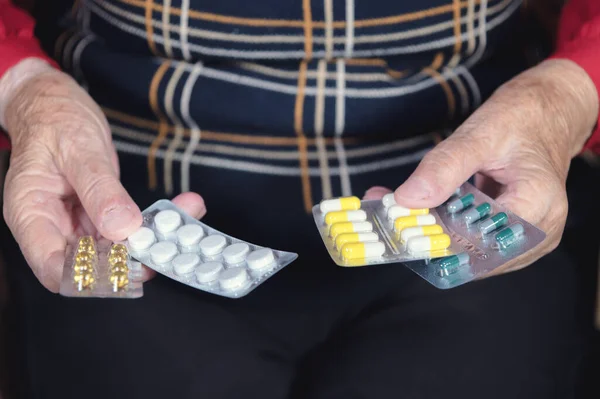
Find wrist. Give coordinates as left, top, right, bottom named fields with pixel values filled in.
left=526, top=59, right=599, bottom=158
left=0, top=58, right=57, bottom=133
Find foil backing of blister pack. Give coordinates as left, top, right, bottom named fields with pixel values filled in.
left=128, top=200, right=298, bottom=298
left=60, top=238, right=144, bottom=299
left=313, top=182, right=546, bottom=289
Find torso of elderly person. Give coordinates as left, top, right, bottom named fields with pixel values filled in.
left=31, top=0, right=535, bottom=236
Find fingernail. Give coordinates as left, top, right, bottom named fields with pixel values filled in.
left=395, top=177, right=432, bottom=201
left=101, top=205, right=136, bottom=234
left=364, top=186, right=391, bottom=200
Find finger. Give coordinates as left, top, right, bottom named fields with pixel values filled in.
left=171, top=192, right=206, bottom=219
left=61, top=145, right=142, bottom=241
left=3, top=200, right=68, bottom=292
left=394, top=132, right=489, bottom=208
left=363, top=186, right=392, bottom=200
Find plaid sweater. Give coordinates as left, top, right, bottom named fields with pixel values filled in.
left=1, top=0, right=599, bottom=212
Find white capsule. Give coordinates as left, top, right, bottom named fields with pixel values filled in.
left=176, top=224, right=205, bottom=247
left=319, top=196, right=361, bottom=213
left=149, top=241, right=178, bottom=264
left=222, top=243, right=250, bottom=264
left=382, top=193, right=397, bottom=208
left=406, top=234, right=451, bottom=254
left=154, top=210, right=182, bottom=234
left=219, top=267, right=249, bottom=291
left=127, top=227, right=156, bottom=251
left=199, top=235, right=227, bottom=256
left=172, top=253, right=200, bottom=276
left=340, top=241, right=386, bottom=260
left=246, top=248, right=276, bottom=271
left=387, top=205, right=429, bottom=220
left=400, top=224, right=444, bottom=243
left=195, top=261, right=223, bottom=284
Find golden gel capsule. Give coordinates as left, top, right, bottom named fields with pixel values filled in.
left=406, top=234, right=451, bottom=254
left=110, top=262, right=129, bottom=274
left=320, top=196, right=361, bottom=213
left=108, top=252, right=128, bottom=264
left=73, top=261, right=94, bottom=274
left=110, top=244, right=128, bottom=255
left=329, top=221, right=373, bottom=239
left=335, top=232, right=379, bottom=250
left=77, top=244, right=96, bottom=256
left=74, top=272, right=95, bottom=289
left=325, top=210, right=367, bottom=226
left=341, top=241, right=385, bottom=260
left=78, top=236, right=95, bottom=246
left=394, top=214, right=436, bottom=232
left=75, top=252, right=93, bottom=263
left=400, top=224, right=444, bottom=243
left=109, top=272, right=129, bottom=290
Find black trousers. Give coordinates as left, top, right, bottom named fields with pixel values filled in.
left=3, top=155, right=598, bottom=399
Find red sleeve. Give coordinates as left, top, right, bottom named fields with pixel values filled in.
left=0, top=0, right=57, bottom=149
left=550, top=0, right=600, bottom=153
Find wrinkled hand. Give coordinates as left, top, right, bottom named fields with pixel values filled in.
left=0, top=59, right=206, bottom=292
left=366, top=59, right=599, bottom=276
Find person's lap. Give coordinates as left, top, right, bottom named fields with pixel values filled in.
left=1, top=155, right=590, bottom=399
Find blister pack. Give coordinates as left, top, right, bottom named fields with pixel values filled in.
left=60, top=236, right=144, bottom=298
left=125, top=200, right=298, bottom=298
left=312, top=182, right=546, bottom=289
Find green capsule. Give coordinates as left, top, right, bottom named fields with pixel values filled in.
left=495, top=223, right=525, bottom=249
left=479, top=212, right=508, bottom=234
left=447, top=193, right=475, bottom=213
left=433, top=252, right=470, bottom=276
left=463, top=202, right=491, bottom=225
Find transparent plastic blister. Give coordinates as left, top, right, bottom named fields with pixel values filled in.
left=312, top=182, right=546, bottom=289
left=60, top=236, right=144, bottom=298
left=126, top=200, right=298, bottom=298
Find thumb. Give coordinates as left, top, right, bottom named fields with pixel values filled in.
left=394, top=132, right=489, bottom=208
left=62, top=147, right=142, bottom=241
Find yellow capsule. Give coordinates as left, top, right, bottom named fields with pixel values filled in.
left=400, top=224, right=445, bottom=243
left=406, top=234, right=451, bottom=253
left=324, top=210, right=367, bottom=226
left=74, top=272, right=95, bottom=289
left=329, top=221, right=373, bottom=239
left=335, top=232, right=379, bottom=250
left=394, top=214, right=436, bottom=232
left=109, top=272, right=129, bottom=290
left=109, top=262, right=129, bottom=274
left=73, top=261, right=94, bottom=273
left=319, top=196, right=361, bottom=213
left=341, top=241, right=385, bottom=260
left=387, top=205, right=429, bottom=220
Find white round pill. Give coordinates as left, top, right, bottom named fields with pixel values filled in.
left=195, top=261, right=224, bottom=284
left=154, top=210, right=182, bottom=233
left=127, top=227, right=156, bottom=251
left=222, top=243, right=250, bottom=264
left=246, top=248, right=276, bottom=271
left=199, top=235, right=227, bottom=256
left=172, top=253, right=200, bottom=276
left=149, top=241, right=178, bottom=264
left=219, top=267, right=249, bottom=291
left=176, top=224, right=205, bottom=246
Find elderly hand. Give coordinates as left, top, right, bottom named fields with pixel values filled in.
left=366, top=59, right=599, bottom=276
left=0, top=59, right=206, bottom=292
